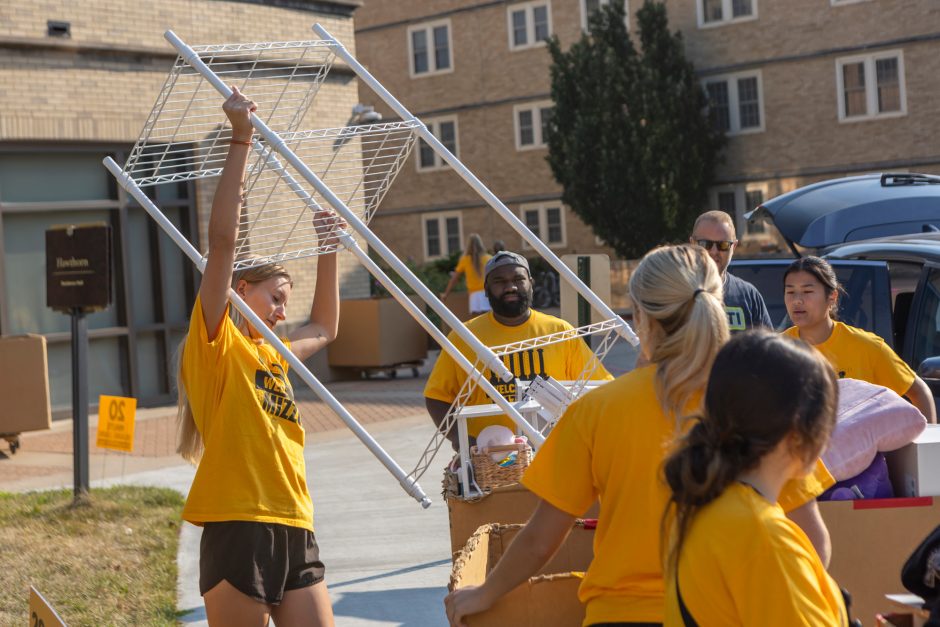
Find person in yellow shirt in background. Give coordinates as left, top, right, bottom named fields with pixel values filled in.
left=441, top=233, right=492, bottom=317
left=663, top=331, right=847, bottom=626
left=176, top=88, right=342, bottom=627
left=425, top=250, right=613, bottom=451
left=782, top=256, right=936, bottom=423
left=444, top=245, right=836, bottom=627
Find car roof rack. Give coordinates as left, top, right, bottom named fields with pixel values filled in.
left=881, top=173, right=940, bottom=186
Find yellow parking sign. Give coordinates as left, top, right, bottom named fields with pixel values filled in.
left=96, top=395, right=137, bottom=452
left=29, top=586, right=67, bottom=626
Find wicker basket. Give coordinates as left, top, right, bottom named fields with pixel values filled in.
left=470, top=442, right=533, bottom=491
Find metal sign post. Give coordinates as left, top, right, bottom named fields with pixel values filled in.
left=46, top=223, right=112, bottom=501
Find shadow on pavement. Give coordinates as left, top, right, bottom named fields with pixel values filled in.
left=332, top=586, right=447, bottom=626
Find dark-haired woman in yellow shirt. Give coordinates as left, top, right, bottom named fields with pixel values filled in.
left=663, top=331, right=847, bottom=626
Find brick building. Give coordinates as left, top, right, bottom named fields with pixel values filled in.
left=0, top=0, right=366, bottom=411
left=354, top=0, right=940, bottom=260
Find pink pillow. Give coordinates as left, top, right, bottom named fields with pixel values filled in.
left=822, top=378, right=927, bottom=481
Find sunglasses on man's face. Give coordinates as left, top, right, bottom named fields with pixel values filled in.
left=695, top=239, right=735, bottom=252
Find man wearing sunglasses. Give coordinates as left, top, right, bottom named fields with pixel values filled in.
left=690, top=210, right=772, bottom=332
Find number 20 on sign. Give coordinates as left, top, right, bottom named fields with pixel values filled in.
left=95, top=395, right=137, bottom=453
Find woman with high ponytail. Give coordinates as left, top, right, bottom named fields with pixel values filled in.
left=663, top=331, right=846, bottom=626
left=446, top=245, right=729, bottom=626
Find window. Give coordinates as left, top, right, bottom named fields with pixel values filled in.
left=508, top=2, right=552, bottom=51
left=514, top=101, right=554, bottom=150
left=408, top=20, right=452, bottom=77
left=422, top=212, right=462, bottom=260
left=711, top=184, right=769, bottom=236
left=416, top=116, right=458, bottom=172
left=703, top=71, right=764, bottom=134
left=520, top=202, right=566, bottom=248
left=580, top=0, right=629, bottom=31
left=0, top=149, right=199, bottom=409
left=836, top=51, right=906, bottom=122
left=698, top=0, right=756, bottom=27
left=909, top=267, right=940, bottom=369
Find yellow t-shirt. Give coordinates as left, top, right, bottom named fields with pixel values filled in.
left=180, top=295, right=313, bottom=531
left=522, top=366, right=833, bottom=626
left=424, top=310, right=613, bottom=437
left=665, top=482, right=848, bottom=627
left=783, top=321, right=915, bottom=397
left=455, top=253, right=491, bottom=293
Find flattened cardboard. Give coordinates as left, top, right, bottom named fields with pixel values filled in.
left=820, top=497, right=940, bottom=625
left=327, top=297, right=427, bottom=368
left=0, top=335, right=52, bottom=434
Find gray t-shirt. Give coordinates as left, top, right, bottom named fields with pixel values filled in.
left=723, top=271, right=772, bottom=332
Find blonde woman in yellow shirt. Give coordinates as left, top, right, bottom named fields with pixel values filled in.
left=441, top=233, right=492, bottom=316
left=663, top=331, right=847, bottom=626
left=445, top=245, right=727, bottom=626
left=782, top=256, right=936, bottom=423
left=176, top=88, right=342, bottom=627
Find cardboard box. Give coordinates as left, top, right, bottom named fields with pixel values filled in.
left=327, top=297, right=427, bottom=368
left=820, top=497, right=940, bottom=625
left=446, top=482, right=599, bottom=556
left=886, top=425, right=940, bottom=497
left=450, top=522, right=593, bottom=627
left=0, top=334, right=52, bottom=434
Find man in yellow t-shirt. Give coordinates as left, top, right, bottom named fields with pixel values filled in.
left=425, top=251, right=613, bottom=450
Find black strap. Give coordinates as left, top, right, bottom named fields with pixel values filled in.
left=676, top=567, right=700, bottom=627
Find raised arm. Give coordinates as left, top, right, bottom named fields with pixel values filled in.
left=200, top=87, right=256, bottom=341
left=288, top=211, right=345, bottom=361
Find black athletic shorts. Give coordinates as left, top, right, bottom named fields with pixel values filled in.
left=199, top=520, right=326, bottom=605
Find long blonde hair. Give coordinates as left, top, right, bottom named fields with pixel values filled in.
left=466, top=233, right=485, bottom=276
left=629, top=245, right=729, bottom=420
left=175, top=261, right=293, bottom=464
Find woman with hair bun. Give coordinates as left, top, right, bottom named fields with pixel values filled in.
left=664, top=331, right=847, bottom=626
left=782, top=256, right=935, bottom=423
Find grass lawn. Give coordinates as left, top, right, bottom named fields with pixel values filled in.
left=0, top=486, right=184, bottom=626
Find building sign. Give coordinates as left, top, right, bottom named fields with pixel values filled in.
left=45, top=224, right=111, bottom=312
left=95, top=395, right=137, bottom=453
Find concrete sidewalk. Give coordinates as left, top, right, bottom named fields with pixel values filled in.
left=95, top=413, right=452, bottom=627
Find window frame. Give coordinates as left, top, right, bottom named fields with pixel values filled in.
left=513, top=101, right=554, bottom=151
left=580, top=0, right=630, bottom=31
left=710, top=182, right=770, bottom=237
left=507, top=1, right=553, bottom=52
left=835, top=50, right=907, bottom=123
left=702, top=70, right=765, bottom=135
left=520, top=202, right=567, bottom=249
left=416, top=115, right=459, bottom=173
left=696, top=0, right=758, bottom=29
left=421, top=211, right=463, bottom=261
left=407, top=18, right=454, bottom=78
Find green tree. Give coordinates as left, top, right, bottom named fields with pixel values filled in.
left=546, top=1, right=725, bottom=259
